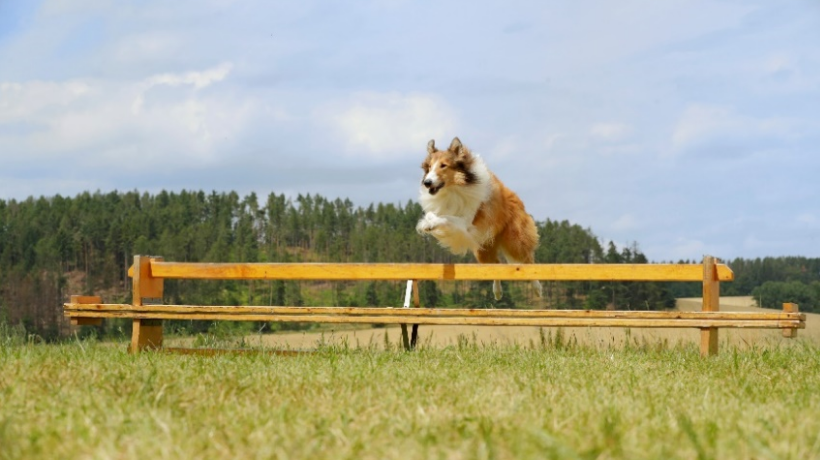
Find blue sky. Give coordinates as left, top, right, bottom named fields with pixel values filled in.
left=0, top=0, right=818, bottom=261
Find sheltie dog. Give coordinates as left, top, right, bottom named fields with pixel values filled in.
left=416, top=137, right=542, bottom=300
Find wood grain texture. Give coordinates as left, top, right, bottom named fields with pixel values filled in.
left=63, top=303, right=806, bottom=321
left=130, top=256, right=164, bottom=353
left=64, top=311, right=802, bottom=329
left=68, top=296, right=103, bottom=325
left=700, top=256, right=720, bottom=357
left=145, top=261, right=734, bottom=282
left=783, top=303, right=799, bottom=338
left=64, top=304, right=805, bottom=330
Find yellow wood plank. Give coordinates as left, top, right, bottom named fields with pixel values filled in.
left=130, top=255, right=165, bottom=352
left=133, top=256, right=164, bottom=306
left=146, top=261, right=734, bottom=282
left=129, top=319, right=163, bottom=353
left=63, top=303, right=805, bottom=321
left=783, top=303, right=799, bottom=338
left=68, top=295, right=104, bottom=325
left=700, top=256, right=720, bottom=357
left=63, top=310, right=801, bottom=329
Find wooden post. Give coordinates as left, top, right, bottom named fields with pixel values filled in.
left=783, top=303, right=799, bottom=338
left=700, top=255, right=720, bottom=357
left=129, top=255, right=164, bottom=353
left=69, top=295, right=103, bottom=326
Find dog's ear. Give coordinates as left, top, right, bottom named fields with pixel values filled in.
left=427, top=139, right=436, bottom=155
left=449, top=137, right=470, bottom=160
left=448, top=137, right=462, bottom=152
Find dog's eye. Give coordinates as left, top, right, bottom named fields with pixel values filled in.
left=440, top=164, right=447, bottom=169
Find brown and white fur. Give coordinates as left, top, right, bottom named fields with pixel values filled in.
left=416, top=137, right=541, bottom=300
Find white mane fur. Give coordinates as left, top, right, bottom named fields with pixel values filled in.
left=416, top=155, right=494, bottom=255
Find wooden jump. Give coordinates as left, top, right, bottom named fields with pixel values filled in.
left=64, top=255, right=805, bottom=357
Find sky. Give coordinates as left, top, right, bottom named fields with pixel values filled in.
left=0, top=0, right=818, bottom=262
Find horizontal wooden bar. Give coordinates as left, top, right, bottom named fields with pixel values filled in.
left=63, top=311, right=803, bottom=329
left=143, top=261, right=734, bottom=282
left=64, top=304, right=803, bottom=321
left=65, top=304, right=803, bottom=329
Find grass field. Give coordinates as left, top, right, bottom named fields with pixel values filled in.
left=3, top=332, right=820, bottom=459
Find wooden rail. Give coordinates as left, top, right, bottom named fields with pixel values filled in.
left=66, top=255, right=805, bottom=357
left=65, top=304, right=804, bottom=329
left=130, top=261, right=735, bottom=282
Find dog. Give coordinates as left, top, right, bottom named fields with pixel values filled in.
left=416, top=137, right=542, bottom=300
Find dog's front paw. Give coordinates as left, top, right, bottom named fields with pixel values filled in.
left=416, top=213, right=445, bottom=234
left=416, top=219, right=437, bottom=234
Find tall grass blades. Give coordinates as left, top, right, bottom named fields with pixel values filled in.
left=1, top=343, right=820, bottom=460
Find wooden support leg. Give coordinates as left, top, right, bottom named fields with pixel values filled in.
left=700, top=256, right=720, bottom=357
left=783, top=303, right=799, bottom=338
left=130, top=319, right=163, bottom=352
left=130, top=255, right=165, bottom=353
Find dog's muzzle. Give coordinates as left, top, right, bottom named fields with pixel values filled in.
left=423, top=179, right=443, bottom=195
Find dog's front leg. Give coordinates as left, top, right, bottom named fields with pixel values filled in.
left=416, top=212, right=448, bottom=234
left=417, top=213, right=479, bottom=255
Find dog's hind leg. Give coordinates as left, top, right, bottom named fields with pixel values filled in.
left=501, top=251, right=543, bottom=299
left=476, top=245, right=503, bottom=301
left=499, top=220, right=542, bottom=299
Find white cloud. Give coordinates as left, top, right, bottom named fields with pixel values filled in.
left=590, top=122, right=631, bottom=142
left=1, top=1, right=819, bottom=261
left=797, top=213, right=819, bottom=227
left=611, top=213, right=640, bottom=231
left=0, top=63, right=252, bottom=169
left=324, top=92, right=458, bottom=160
left=668, top=104, right=805, bottom=157
left=668, top=238, right=706, bottom=261
left=0, top=81, right=91, bottom=122
left=40, top=0, right=113, bottom=15
left=144, top=62, right=233, bottom=90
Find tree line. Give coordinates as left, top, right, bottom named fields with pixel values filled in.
left=0, top=190, right=816, bottom=339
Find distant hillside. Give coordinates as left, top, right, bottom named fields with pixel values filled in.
left=1, top=190, right=816, bottom=339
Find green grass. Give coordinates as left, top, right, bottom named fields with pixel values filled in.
left=2, top=337, right=820, bottom=459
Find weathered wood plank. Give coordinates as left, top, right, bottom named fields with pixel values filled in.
left=63, top=303, right=805, bottom=321
left=63, top=310, right=802, bottom=329
left=700, top=256, right=720, bottom=357
left=69, top=295, right=103, bottom=326
left=130, top=256, right=164, bottom=353
left=783, top=303, right=799, bottom=338
left=145, top=261, right=734, bottom=282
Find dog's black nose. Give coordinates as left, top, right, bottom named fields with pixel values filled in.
left=423, top=179, right=433, bottom=187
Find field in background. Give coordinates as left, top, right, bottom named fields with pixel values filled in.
left=217, top=296, right=819, bottom=351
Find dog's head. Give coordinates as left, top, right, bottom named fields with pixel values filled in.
left=420, top=137, right=478, bottom=195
